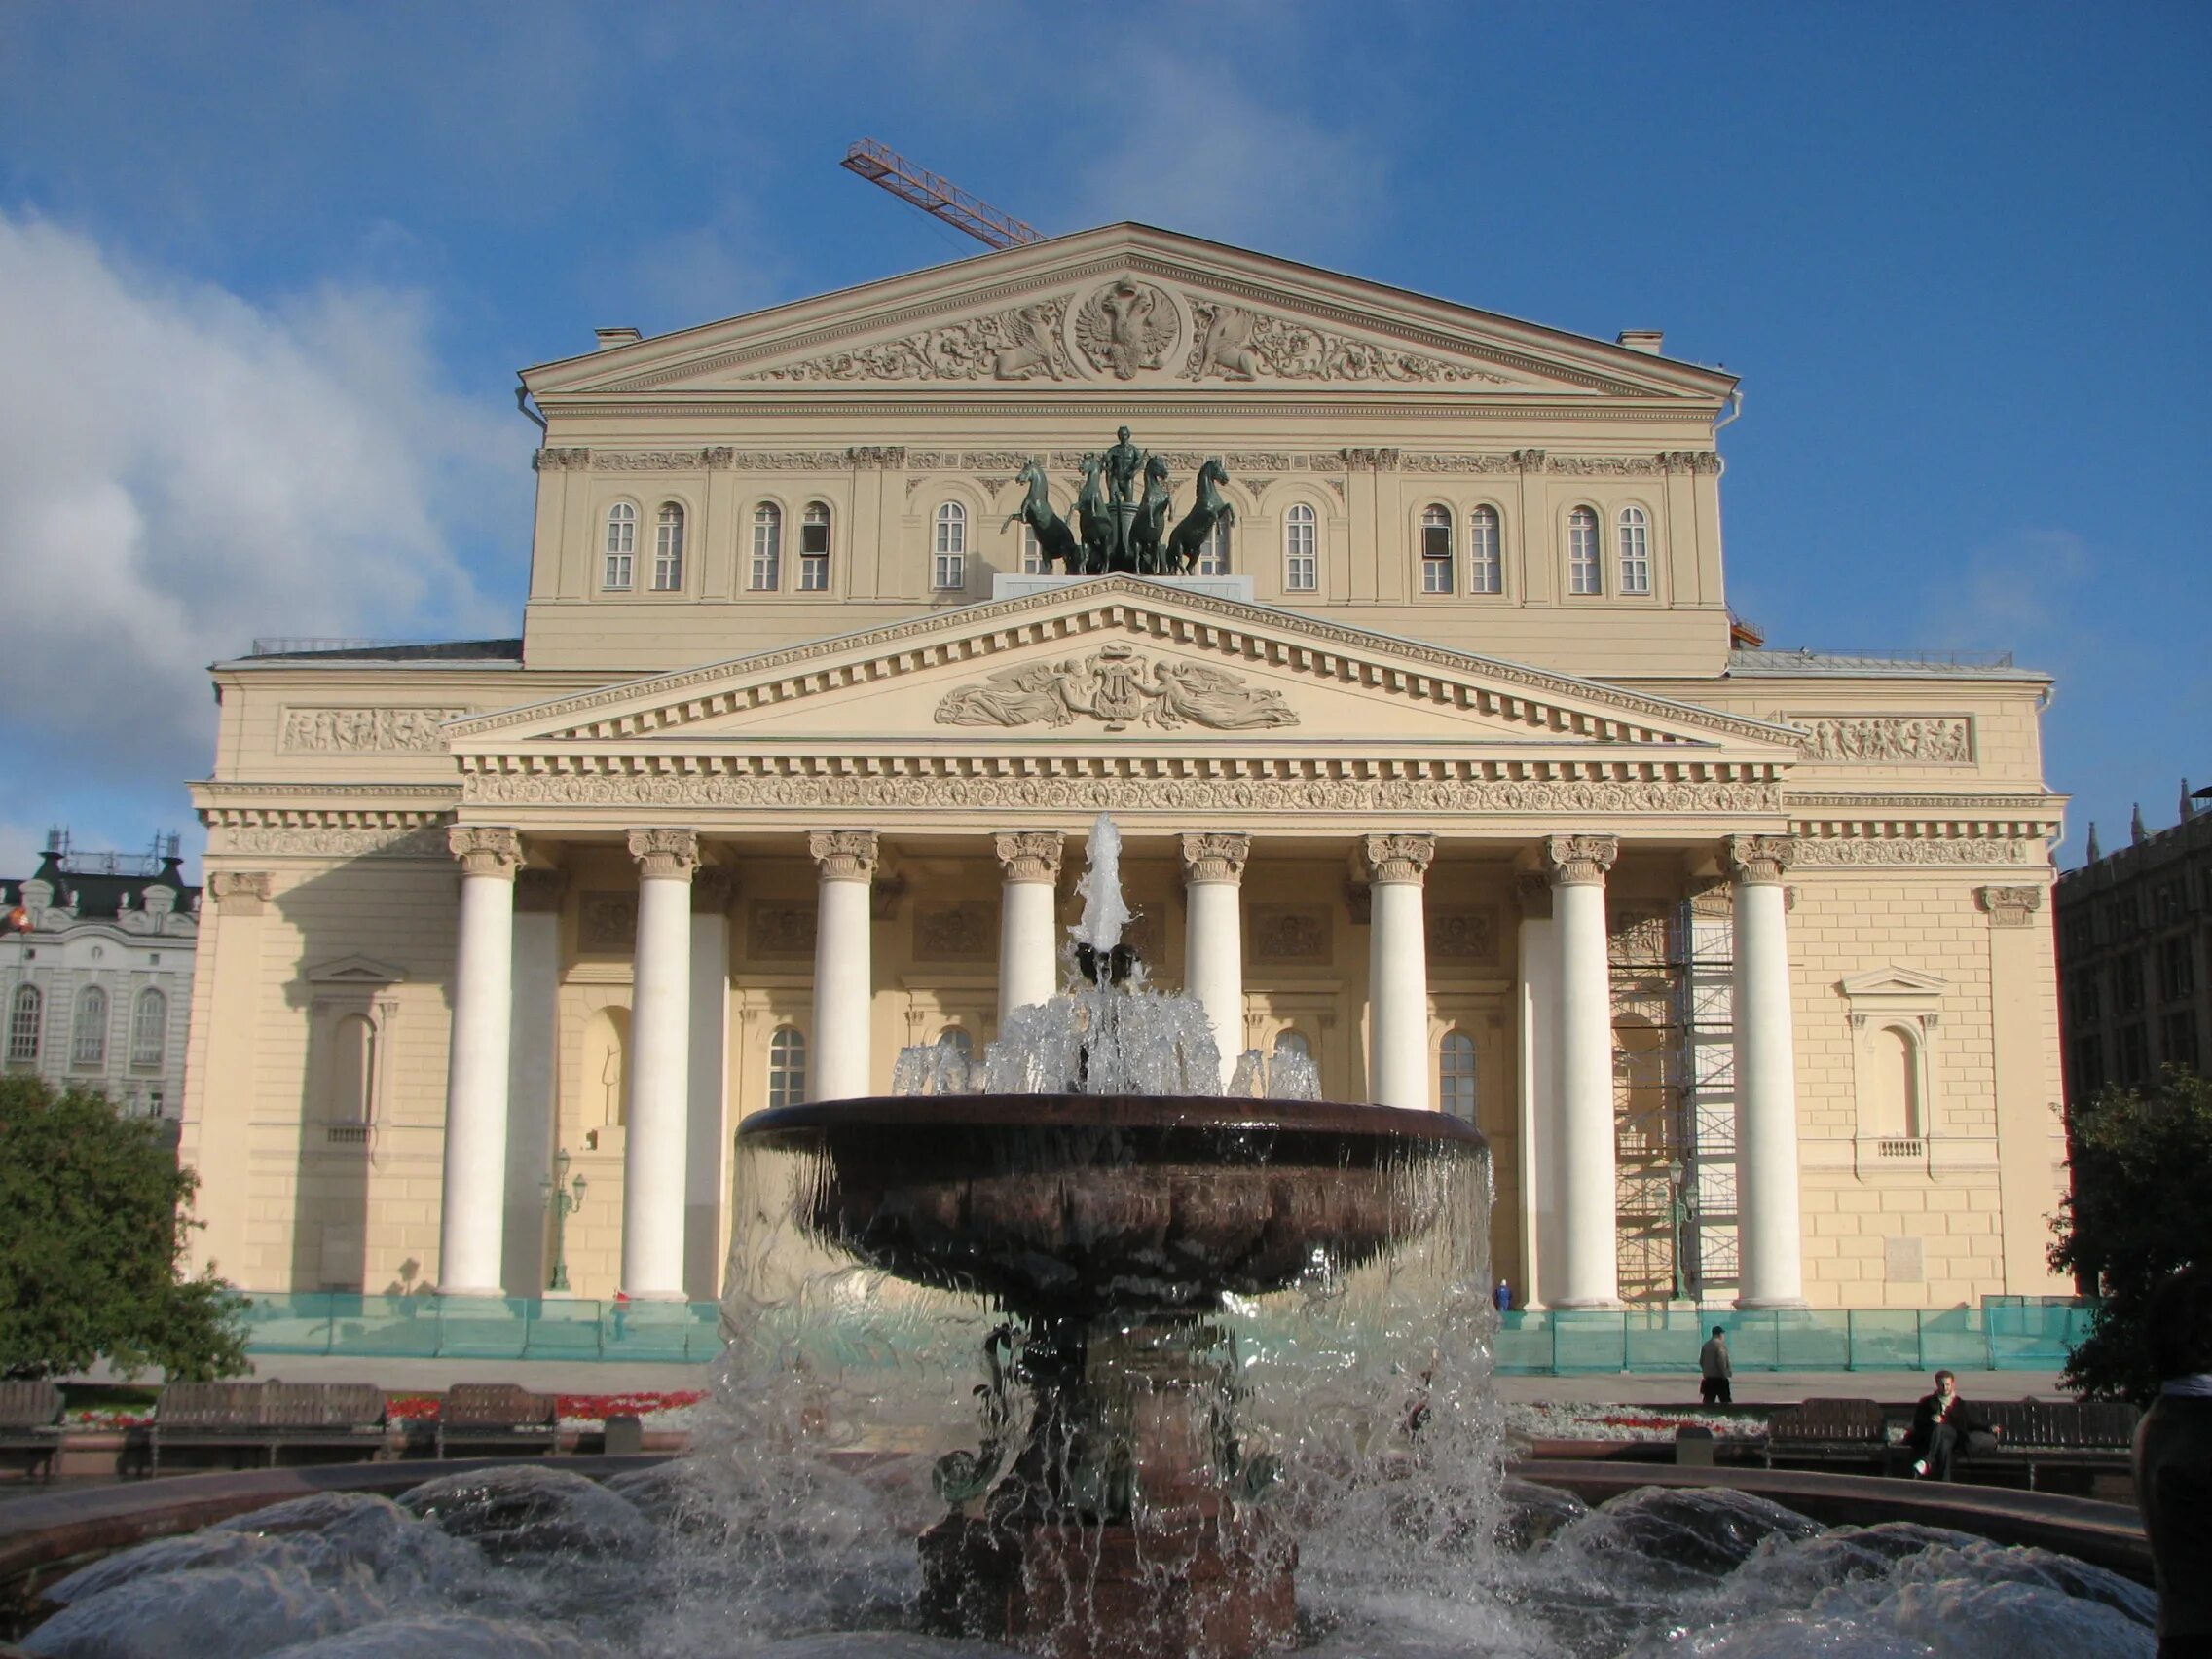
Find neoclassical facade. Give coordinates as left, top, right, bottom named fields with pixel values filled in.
left=181, top=225, right=2069, bottom=1310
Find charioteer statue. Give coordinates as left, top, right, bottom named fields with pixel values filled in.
left=1002, top=427, right=1236, bottom=578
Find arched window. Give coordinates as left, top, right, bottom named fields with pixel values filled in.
left=7, top=985, right=39, bottom=1063
left=130, top=988, right=167, bottom=1069
left=751, top=502, right=783, bottom=591
left=1867, top=1024, right=1923, bottom=1140
left=652, top=502, right=685, bottom=591
left=329, top=1013, right=376, bottom=1124
left=603, top=502, right=636, bottom=591
left=1567, top=507, right=1602, bottom=595
left=1283, top=503, right=1317, bottom=592
left=1439, top=1030, right=1477, bottom=1122
left=1468, top=505, right=1502, bottom=595
left=933, top=502, right=967, bottom=590
left=800, top=502, right=832, bottom=591
left=584, top=1006, right=630, bottom=1133
left=1019, top=523, right=1046, bottom=574
left=768, top=1025, right=808, bottom=1109
left=71, top=985, right=107, bottom=1068
left=1419, top=503, right=1453, bottom=594
left=937, top=1027, right=973, bottom=1059
left=1617, top=505, right=1651, bottom=595
left=1197, top=516, right=1232, bottom=576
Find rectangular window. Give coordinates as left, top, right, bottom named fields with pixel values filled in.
left=1197, top=523, right=1232, bottom=577
left=2119, top=1021, right=2150, bottom=1084
left=603, top=551, right=633, bottom=591
left=2159, top=936, right=2195, bottom=1001
left=933, top=505, right=966, bottom=591
left=1020, top=526, right=1045, bottom=575
left=799, top=508, right=830, bottom=590
left=933, top=551, right=965, bottom=590
left=2070, top=1033, right=2104, bottom=1097
left=750, top=516, right=781, bottom=591
left=2069, top=967, right=2101, bottom=1025
left=1618, top=513, right=1651, bottom=594
left=2157, top=881, right=2182, bottom=923
left=2115, top=954, right=2145, bottom=1013
left=1468, top=510, right=1501, bottom=594
left=2162, top=1009, right=2199, bottom=1072
left=1419, top=518, right=1452, bottom=594
left=6, top=993, right=38, bottom=1063
left=1284, top=511, right=1317, bottom=592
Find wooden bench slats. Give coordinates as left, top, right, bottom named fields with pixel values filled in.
left=434, top=1383, right=559, bottom=1457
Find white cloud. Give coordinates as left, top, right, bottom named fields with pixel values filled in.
left=0, top=211, right=516, bottom=779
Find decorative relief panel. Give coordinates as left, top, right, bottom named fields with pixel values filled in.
left=1792, top=717, right=1973, bottom=764
left=1182, top=297, right=1507, bottom=385
left=1427, top=907, right=1499, bottom=964
left=1401, top=453, right=1518, bottom=474
left=1793, top=837, right=2034, bottom=866
left=280, top=707, right=471, bottom=755
left=743, top=299, right=1076, bottom=383
left=577, top=892, right=638, bottom=954
left=533, top=447, right=590, bottom=470
left=216, top=825, right=450, bottom=859
left=1606, top=903, right=1672, bottom=967
left=935, top=645, right=1297, bottom=732
left=714, top=451, right=851, bottom=470
left=747, top=900, right=817, bottom=960
left=1249, top=905, right=1330, bottom=965
left=1546, top=455, right=1665, bottom=476
left=594, top=450, right=715, bottom=472
left=1076, top=280, right=1178, bottom=379
left=915, top=902, right=996, bottom=962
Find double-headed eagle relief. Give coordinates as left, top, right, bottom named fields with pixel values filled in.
left=1003, top=426, right=1235, bottom=577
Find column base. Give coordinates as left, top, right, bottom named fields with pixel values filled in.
left=1548, top=1297, right=1623, bottom=1311
left=616, top=1289, right=691, bottom=1304
left=433, top=1285, right=509, bottom=1301
left=1733, top=1296, right=1811, bottom=1311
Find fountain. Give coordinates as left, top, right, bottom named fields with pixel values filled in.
left=0, top=815, right=2163, bottom=1657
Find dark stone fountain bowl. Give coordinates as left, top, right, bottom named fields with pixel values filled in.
left=738, top=1093, right=1486, bottom=1323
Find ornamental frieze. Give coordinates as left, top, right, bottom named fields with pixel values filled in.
left=935, top=645, right=1298, bottom=732
left=1182, top=297, right=1507, bottom=385
left=741, top=298, right=1077, bottom=384
left=463, top=771, right=1783, bottom=817
left=211, top=825, right=451, bottom=859
left=279, top=707, right=471, bottom=755
left=593, top=450, right=716, bottom=471
left=1792, top=716, right=1973, bottom=764
left=1401, top=453, right=1519, bottom=474
left=1546, top=455, right=1666, bottom=476
left=1791, top=837, right=2035, bottom=866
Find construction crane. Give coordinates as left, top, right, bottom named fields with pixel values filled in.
left=840, top=139, right=1043, bottom=251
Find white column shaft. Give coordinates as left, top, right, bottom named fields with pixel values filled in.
left=999, top=881, right=1059, bottom=1028
left=1516, top=909, right=1559, bottom=1309
left=622, top=876, right=692, bottom=1298
left=1554, top=878, right=1619, bottom=1308
left=439, top=872, right=514, bottom=1296
left=812, top=877, right=873, bottom=1100
left=1185, top=881, right=1244, bottom=1085
left=1734, top=879, right=1806, bottom=1308
left=500, top=904, right=560, bottom=1296
left=1368, top=881, right=1429, bottom=1110
left=685, top=906, right=731, bottom=1300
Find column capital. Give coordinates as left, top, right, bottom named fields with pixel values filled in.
left=207, top=870, right=274, bottom=912
left=1180, top=832, right=1251, bottom=885
left=1542, top=833, right=1618, bottom=887
left=515, top=868, right=568, bottom=913
left=1360, top=833, right=1435, bottom=886
left=1975, top=884, right=2044, bottom=928
left=626, top=828, right=700, bottom=880
left=995, top=830, right=1064, bottom=885
left=449, top=827, right=523, bottom=880
left=691, top=866, right=738, bottom=914
left=1723, top=833, right=1797, bottom=886
left=809, top=829, right=879, bottom=882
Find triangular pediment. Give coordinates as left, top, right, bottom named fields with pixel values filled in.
left=452, top=579, right=1799, bottom=759
left=1838, top=966, right=1951, bottom=999
left=524, top=225, right=1734, bottom=403
left=307, top=955, right=408, bottom=987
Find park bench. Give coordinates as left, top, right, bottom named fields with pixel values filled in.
left=1972, top=1398, right=2139, bottom=1491
left=1760, top=1397, right=1889, bottom=1472
left=0, top=1382, right=64, bottom=1482
left=433, top=1383, right=559, bottom=1459
left=149, top=1382, right=388, bottom=1474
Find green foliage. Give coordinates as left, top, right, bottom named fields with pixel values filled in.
left=2050, top=1066, right=2212, bottom=1402
left=0, top=1075, right=246, bottom=1381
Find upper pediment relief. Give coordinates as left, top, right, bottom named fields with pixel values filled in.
left=524, top=225, right=1735, bottom=404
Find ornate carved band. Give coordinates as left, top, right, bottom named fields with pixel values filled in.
left=691, top=866, right=738, bottom=913
left=809, top=830, right=879, bottom=883
left=207, top=870, right=274, bottom=912
left=994, top=830, right=1064, bottom=885
left=626, top=828, right=700, bottom=881
left=515, top=869, right=568, bottom=914
left=532, top=447, right=590, bottom=471
left=449, top=827, right=523, bottom=879
left=1362, top=833, right=1436, bottom=886
left=1723, top=834, right=1798, bottom=886
left=1542, top=834, right=1619, bottom=887
left=1975, top=885, right=2044, bottom=928
left=1180, top=832, right=1251, bottom=885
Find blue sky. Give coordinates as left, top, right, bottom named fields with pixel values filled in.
left=0, top=1, right=2204, bottom=875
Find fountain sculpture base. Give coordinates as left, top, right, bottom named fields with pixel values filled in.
left=920, top=1510, right=1297, bottom=1659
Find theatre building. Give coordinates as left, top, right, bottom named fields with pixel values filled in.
left=182, top=224, right=2069, bottom=1312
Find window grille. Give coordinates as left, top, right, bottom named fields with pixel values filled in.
left=1468, top=505, right=1502, bottom=593
left=1617, top=505, right=1651, bottom=594
left=1283, top=504, right=1317, bottom=591
left=1439, top=1030, right=1477, bottom=1122
left=6, top=985, right=39, bottom=1063
left=603, top=503, right=635, bottom=590
left=800, top=503, right=831, bottom=590
left=768, top=1026, right=808, bottom=1109
left=1419, top=504, right=1452, bottom=593
left=1567, top=507, right=1602, bottom=595
left=933, top=502, right=967, bottom=590
left=751, top=503, right=783, bottom=590
left=1196, top=517, right=1232, bottom=576
left=71, top=985, right=107, bottom=1068
left=130, top=988, right=166, bottom=1069
left=652, top=503, right=685, bottom=590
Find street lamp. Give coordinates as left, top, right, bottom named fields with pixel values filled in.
left=1664, top=1159, right=1698, bottom=1304
left=539, top=1148, right=587, bottom=1293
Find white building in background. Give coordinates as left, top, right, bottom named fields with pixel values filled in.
left=2, top=830, right=200, bottom=1129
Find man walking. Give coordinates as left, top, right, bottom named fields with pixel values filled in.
left=1699, top=1325, right=1732, bottom=1404
left=1907, top=1369, right=2000, bottom=1480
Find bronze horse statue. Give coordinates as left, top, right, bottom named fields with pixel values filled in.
left=1004, top=458, right=1081, bottom=571
left=1126, top=454, right=1174, bottom=574
left=1074, top=454, right=1113, bottom=575
left=1165, top=458, right=1235, bottom=574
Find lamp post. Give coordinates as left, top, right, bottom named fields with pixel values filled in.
left=539, top=1148, right=587, bottom=1294
left=1665, top=1158, right=1698, bottom=1304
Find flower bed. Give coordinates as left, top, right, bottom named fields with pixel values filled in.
left=1503, top=1402, right=1768, bottom=1442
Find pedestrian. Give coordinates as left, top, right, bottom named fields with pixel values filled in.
left=1906, top=1369, right=2000, bottom=1480
left=2136, top=1262, right=2212, bottom=1658
left=1493, top=1279, right=1512, bottom=1315
left=1698, top=1325, right=1732, bottom=1405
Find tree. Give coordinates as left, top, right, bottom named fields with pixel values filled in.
left=0, top=1076, right=246, bottom=1381
left=2050, top=1066, right=2212, bottom=1402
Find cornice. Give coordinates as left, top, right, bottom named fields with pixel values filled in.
left=534, top=399, right=1714, bottom=424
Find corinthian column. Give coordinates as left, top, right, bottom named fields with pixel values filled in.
left=1727, top=834, right=1807, bottom=1309
left=1362, top=833, right=1435, bottom=1110
left=810, top=830, right=879, bottom=1102
left=622, top=829, right=697, bottom=1300
left=995, top=831, right=1064, bottom=1029
left=440, top=828, right=522, bottom=1297
left=1181, top=833, right=1251, bottom=1085
left=1546, top=832, right=1620, bottom=1309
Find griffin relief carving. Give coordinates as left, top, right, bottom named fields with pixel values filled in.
left=742, top=298, right=1075, bottom=383
left=1182, top=297, right=1509, bottom=385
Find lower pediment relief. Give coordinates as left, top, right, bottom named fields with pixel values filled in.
left=934, top=645, right=1296, bottom=732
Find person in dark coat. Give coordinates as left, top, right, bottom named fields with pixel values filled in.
left=1699, top=1326, right=1733, bottom=1405
left=2136, top=1262, right=2212, bottom=1657
left=1907, top=1369, right=1999, bottom=1479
